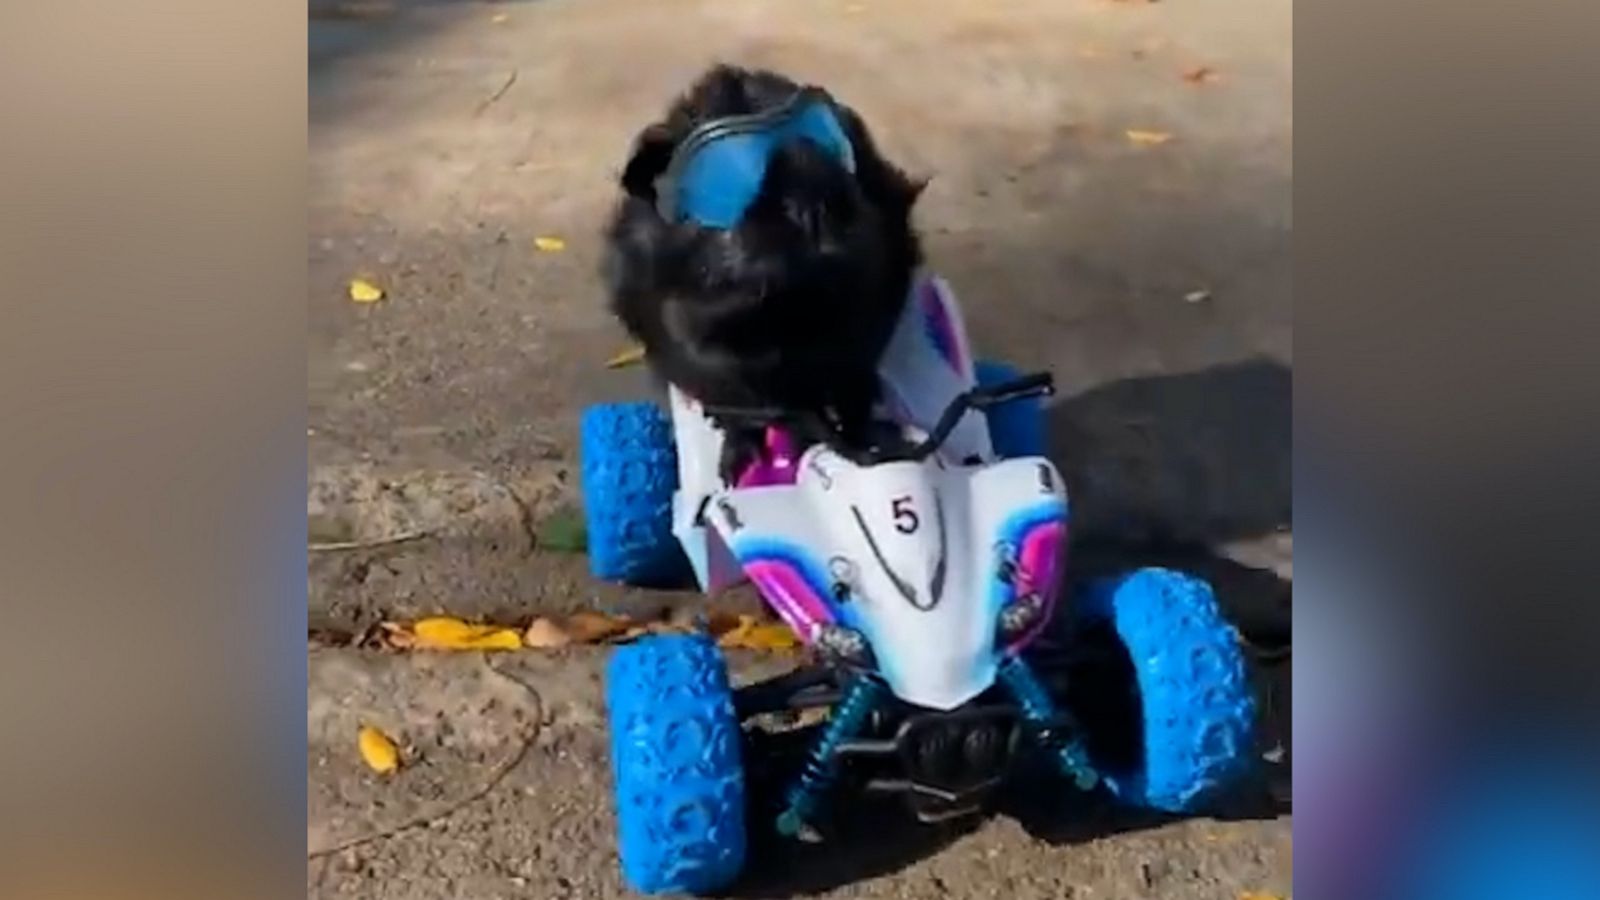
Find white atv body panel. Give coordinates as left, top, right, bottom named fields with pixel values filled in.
left=669, top=385, right=746, bottom=593
left=710, top=446, right=1066, bottom=710
left=665, top=271, right=1069, bottom=710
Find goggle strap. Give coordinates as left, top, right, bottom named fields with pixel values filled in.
left=655, top=87, right=856, bottom=223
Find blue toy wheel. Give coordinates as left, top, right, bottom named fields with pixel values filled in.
left=605, top=634, right=747, bottom=895
left=1074, top=568, right=1256, bottom=812
left=579, top=402, right=683, bottom=584
left=975, top=359, right=1047, bottom=458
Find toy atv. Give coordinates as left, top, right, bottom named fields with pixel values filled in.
left=579, top=275, right=1256, bottom=894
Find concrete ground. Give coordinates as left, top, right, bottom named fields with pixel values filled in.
left=308, top=0, right=1291, bottom=895
left=308, top=648, right=1290, bottom=899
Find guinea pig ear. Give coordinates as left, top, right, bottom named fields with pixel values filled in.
left=620, top=124, right=676, bottom=201
left=830, top=102, right=924, bottom=213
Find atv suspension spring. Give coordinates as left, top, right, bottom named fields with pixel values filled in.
left=776, top=674, right=887, bottom=838
left=997, top=656, right=1100, bottom=790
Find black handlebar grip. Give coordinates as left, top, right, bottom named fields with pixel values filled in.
left=973, top=372, right=1055, bottom=406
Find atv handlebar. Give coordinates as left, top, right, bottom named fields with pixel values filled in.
left=970, top=371, right=1055, bottom=408
left=702, top=371, right=1055, bottom=463
left=905, top=371, right=1055, bottom=461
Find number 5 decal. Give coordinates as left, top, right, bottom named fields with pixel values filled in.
left=891, top=496, right=919, bottom=534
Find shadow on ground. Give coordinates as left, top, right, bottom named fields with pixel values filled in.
left=725, top=726, right=977, bottom=898
left=311, top=0, right=537, bottom=106
left=311, top=0, right=440, bottom=72
left=1048, top=359, right=1290, bottom=546
left=730, top=805, right=978, bottom=899
left=1047, top=359, right=1293, bottom=649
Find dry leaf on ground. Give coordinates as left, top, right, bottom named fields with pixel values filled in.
left=378, top=622, right=416, bottom=649
left=1183, top=65, right=1220, bottom=85
left=408, top=616, right=524, bottom=651
left=717, top=615, right=801, bottom=651
left=533, top=236, right=567, bottom=252
left=348, top=278, right=385, bottom=303
left=1238, top=893, right=1285, bottom=900
left=358, top=724, right=401, bottom=774
left=563, top=610, right=637, bottom=644
left=1126, top=129, right=1175, bottom=146
left=702, top=609, right=752, bottom=637
left=491, top=12, right=508, bottom=23
left=605, top=344, right=646, bottom=368
left=523, top=617, right=572, bottom=649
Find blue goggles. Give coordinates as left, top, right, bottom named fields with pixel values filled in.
left=656, top=87, right=858, bottom=229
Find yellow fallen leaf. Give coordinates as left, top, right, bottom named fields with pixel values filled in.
left=410, top=616, right=524, bottom=651
left=563, top=610, right=636, bottom=644
left=1126, top=129, right=1174, bottom=146
left=348, top=278, right=385, bottom=303
left=713, top=616, right=751, bottom=645
left=745, top=625, right=800, bottom=650
left=491, top=12, right=509, bottom=23
left=1239, top=893, right=1284, bottom=900
left=605, top=344, right=646, bottom=368
left=523, top=617, right=572, bottom=649
left=716, top=615, right=800, bottom=651
left=533, top=236, right=566, bottom=252
left=358, top=724, right=400, bottom=774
